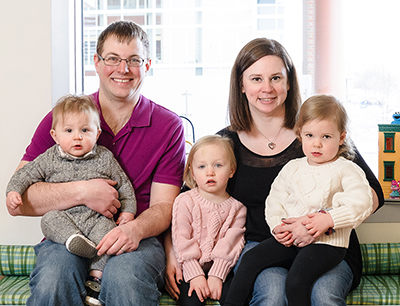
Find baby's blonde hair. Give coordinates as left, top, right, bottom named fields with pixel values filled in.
left=52, top=95, right=101, bottom=131
left=295, top=94, right=355, bottom=160
left=184, top=135, right=236, bottom=189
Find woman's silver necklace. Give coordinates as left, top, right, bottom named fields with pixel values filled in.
left=255, top=125, right=284, bottom=150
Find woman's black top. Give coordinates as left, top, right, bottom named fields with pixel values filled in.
left=218, top=127, right=384, bottom=290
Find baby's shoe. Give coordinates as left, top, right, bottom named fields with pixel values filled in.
left=85, top=276, right=101, bottom=306
left=66, top=233, right=97, bottom=258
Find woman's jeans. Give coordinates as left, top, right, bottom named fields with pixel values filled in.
left=234, top=241, right=353, bottom=306
left=27, top=237, right=165, bottom=306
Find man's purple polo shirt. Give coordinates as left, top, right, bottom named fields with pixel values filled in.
left=23, top=92, right=186, bottom=216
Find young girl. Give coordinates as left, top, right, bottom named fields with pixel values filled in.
left=223, top=94, right=374, bottom=306
left=172, top=135, right=247, bottom=306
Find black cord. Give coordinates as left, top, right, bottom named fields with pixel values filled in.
left=180, top=116, right=195, bottom=144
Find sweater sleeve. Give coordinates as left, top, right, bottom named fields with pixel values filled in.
left=6, top=149, right=52, bottom=195
left=100, top=147, right=137, bottom=215
left=208, top=201, right=246, bottom=282
left=329, top=161, right=374, bottom=229
left=265, top=163, right=292, bottom=233
left=171, top=192, right=204, bottom=282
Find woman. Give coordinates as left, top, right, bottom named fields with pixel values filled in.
left=165, top=38, right=384, bottom=305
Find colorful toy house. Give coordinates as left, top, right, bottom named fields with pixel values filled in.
left=378, top=112, right=400, bottom=199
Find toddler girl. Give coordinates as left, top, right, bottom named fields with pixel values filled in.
left=172, top=135, right=247, bottom=305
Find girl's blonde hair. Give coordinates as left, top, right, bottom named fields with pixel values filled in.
left=52, top=95, right=101, bottom=131
left=184, top=135, right=237, bottom=189
left=295, top=94, right=355, bottom=160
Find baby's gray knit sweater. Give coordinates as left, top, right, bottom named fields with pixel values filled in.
left=6, top=144, right=136, bottom=214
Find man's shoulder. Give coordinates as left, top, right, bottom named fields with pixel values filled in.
left=148, top=98, right=181, bottom=121
left=143, top=97, right=183, bottom=131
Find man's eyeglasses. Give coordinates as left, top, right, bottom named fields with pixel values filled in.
left=97, top=54, right=146, bottom=67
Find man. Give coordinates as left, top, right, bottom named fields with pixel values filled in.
left=8, top=21, right=186, bottom=305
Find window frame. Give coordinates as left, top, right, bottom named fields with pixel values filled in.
left=384, top=133, right=395, bottom=153
left=384, top=161, right=395, bottom=181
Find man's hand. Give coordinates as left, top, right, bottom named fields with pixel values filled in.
left=207, top=276, right=223, bottom=300
left=189, top=275, right=210, bottom=302
left=96, top=221, right=140, bottom=256
left=81, top=179, right=121, bottom=218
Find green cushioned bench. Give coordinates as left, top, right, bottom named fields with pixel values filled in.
left=1, top=243, right=399, bottom=305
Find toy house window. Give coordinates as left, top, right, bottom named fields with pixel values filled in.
left=384, top=133, right=395, bottom=152
left=384, top=161, right=395, bottom=181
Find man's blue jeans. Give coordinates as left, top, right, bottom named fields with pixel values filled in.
left=234, top=241, right=353, bottom=306
left=27, top=237, right=165, bottom=306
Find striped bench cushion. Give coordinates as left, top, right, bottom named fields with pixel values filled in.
left=0, top=246, right=35, bottom=276
left=0, top=276, right=30, bottom=305
left=2, top=275, right=399, bottom=306
left=1, top=243, right=400, bottom=305
left=360, top=243, right=400, bottom=275
left=346, top=274, right=400, bottom=305
left=346, top=243, right=400, bottom=305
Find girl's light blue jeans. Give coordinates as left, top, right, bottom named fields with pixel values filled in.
left=27, top=237, right=165, bottom=306
left=234, top=241, right=353, bottom=306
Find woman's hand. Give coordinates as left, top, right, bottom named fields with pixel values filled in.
left=273, top=224, right=294, bottom=247
left=279, top=216, right=315, bottom=247
left=163, top=229, right=183, bottom=300
left=189, top=275, right=210, bottom=302
left=164, top=248, right=183, bottom=300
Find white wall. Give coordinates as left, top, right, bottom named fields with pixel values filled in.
left=0, top=0, right=53, bottom=245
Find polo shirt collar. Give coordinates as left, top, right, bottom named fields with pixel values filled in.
left=92, top=91, right=151, bottom=129
left=125, top=95, right=151, bottom=128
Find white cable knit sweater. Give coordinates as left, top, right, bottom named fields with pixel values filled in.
left=172, top=188, right=246, bottom=282
left=266, top=157, right=373, bottom=248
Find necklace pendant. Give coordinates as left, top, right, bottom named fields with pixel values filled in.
left=268, top=142, right=276, bottom=150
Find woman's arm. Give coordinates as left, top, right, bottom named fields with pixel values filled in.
left=353, top=148, right=384, bottom=212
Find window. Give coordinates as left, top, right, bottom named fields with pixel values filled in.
left=78, top=0, right=400, bottom=176
left=384, top=161, right=395, bottom=181
left=384, top=133, right=395, bottom=152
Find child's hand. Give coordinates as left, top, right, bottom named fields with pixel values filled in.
left=189, top=275, right=210, bottom=302
left=116, top=212, right=135, bottom=225
left=6, top=191, right=23, bottom=210
left=207, top=276, right=223, bottom=300
left=302, top=212, right=334, bottom=238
